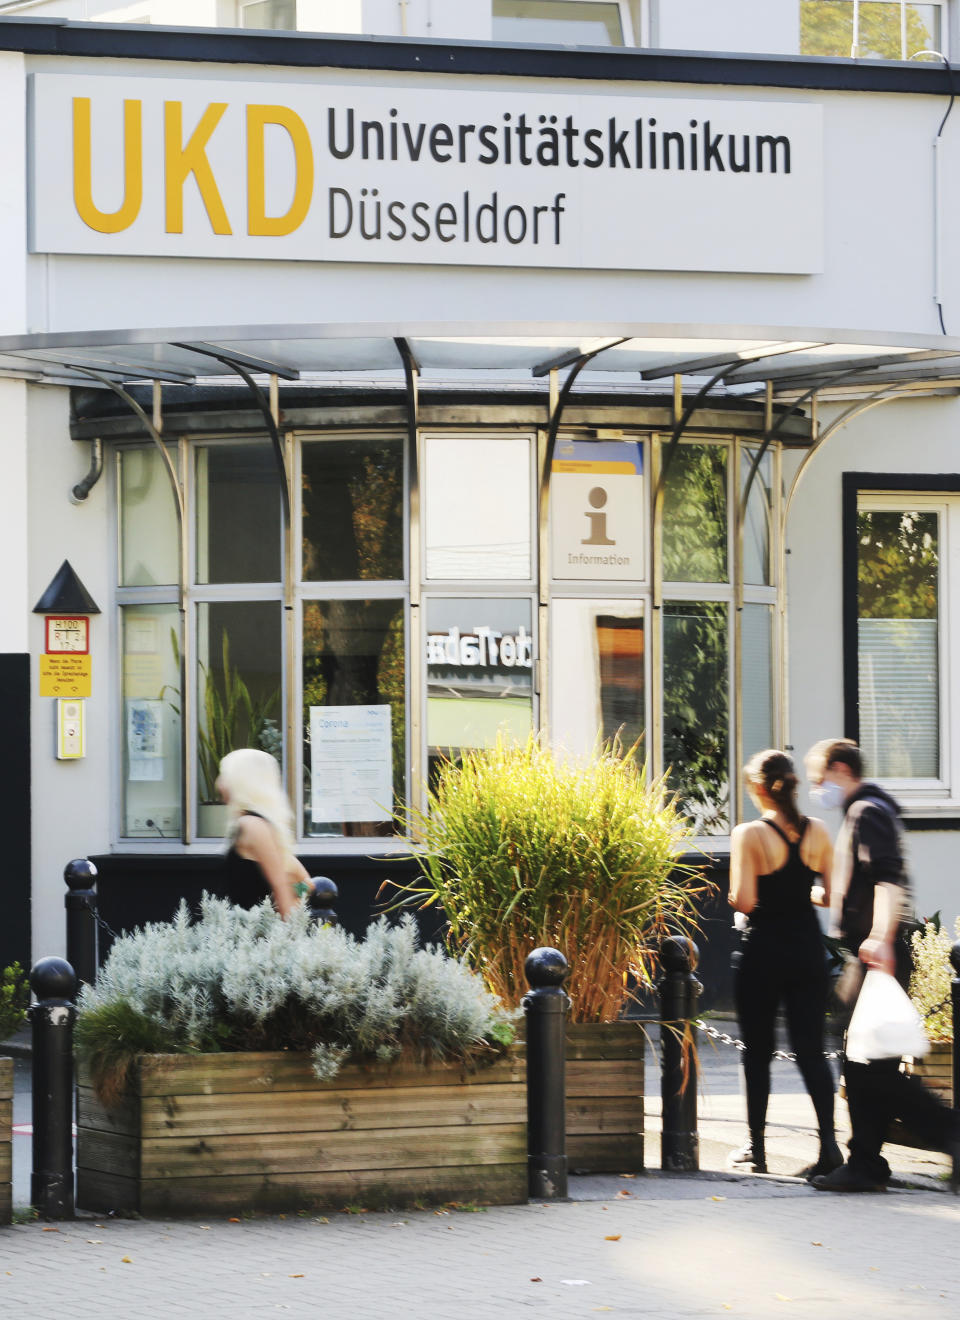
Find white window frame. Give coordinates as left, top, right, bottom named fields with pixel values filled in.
left=800, top=0, right=948, bottom=61
left=856, top=492, right=959, bottom=811
left=491, top=0, right=637, bottom=47
left=237, top=0, right=297, bottom=31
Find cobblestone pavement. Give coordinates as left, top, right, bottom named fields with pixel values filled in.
left=4, top=1029, right=957, bottom=1318
left=2, top=1177, right=959, bottom=1320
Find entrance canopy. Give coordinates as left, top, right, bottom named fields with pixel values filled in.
left=2, top=322, right=960, bottom=399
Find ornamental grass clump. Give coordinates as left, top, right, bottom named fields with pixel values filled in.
left=909, top=917, right=960, bottom=1042
left=398, top=735, right=708, bottom=1022
left=75, top=897, right=515, bottom=1108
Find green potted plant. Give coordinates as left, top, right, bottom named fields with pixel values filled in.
left=0, top=961, right=29, bottom=1225
left=395, top=734, right=708, bottom=1171
left=75, top=900, right=524, bottom=1215
left=165, top=629, right=281, bottom=836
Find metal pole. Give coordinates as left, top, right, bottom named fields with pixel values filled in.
left=951, top=940, right=960, bottom=1109
left=308, top=876, right=339, bottom=925
left=659, top=935, right=702, bottom=1172
left=64, top=858, right=99, bottom=990
left=522, top=947, right=570, bottom=1200
left=30, top=956, right=77, bottom=1220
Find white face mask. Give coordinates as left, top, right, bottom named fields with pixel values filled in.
left=810, top=780, right=846, bottom=811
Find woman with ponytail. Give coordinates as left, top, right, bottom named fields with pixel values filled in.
left=727, top=749, right=842, bottom=1179
left=216, top=748, right=309, bottom=919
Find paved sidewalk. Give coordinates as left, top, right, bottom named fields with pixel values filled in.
left=3, top=1027, right=957, bottom=1318
left=2, top=1175, right=959, bottom=1319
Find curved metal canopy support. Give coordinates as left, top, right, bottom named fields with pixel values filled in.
left=776, top=382, right=922, bottom=751
left=71, top=368, right=184, bottom=534
left=173, top=343, right=291, bottom=526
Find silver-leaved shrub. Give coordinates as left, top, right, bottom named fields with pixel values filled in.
left=76, top=896, right=516, bottom=1106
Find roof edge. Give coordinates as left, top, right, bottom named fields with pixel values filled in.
left=0, top=16, right=956, bottom=95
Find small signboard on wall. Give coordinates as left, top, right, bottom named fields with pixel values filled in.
left=309, top=704, right=393, bottom=825
left=551, top=439, right=645, bottom=581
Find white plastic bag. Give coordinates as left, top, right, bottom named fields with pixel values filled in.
left=845, top=969, right=929, bottom=1064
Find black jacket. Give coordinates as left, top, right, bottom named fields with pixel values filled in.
left=837, top=782, right=910, bottom=960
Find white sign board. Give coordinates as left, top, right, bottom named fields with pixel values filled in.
left=310, top=704, right=393, bottom=824
left=29, top=73, right=823, bottom=273
left=551, top=439, right=645, bottom=580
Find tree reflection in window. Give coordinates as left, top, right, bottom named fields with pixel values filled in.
left=662, top=444, right=728, bottom=583
left=302, top=599, right=406, bottom=836
left=663, top=601, right=729, bottom=833
left=301, top=438, right=404, bottom=582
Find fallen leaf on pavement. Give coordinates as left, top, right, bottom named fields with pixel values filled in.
left=811, top=1241, right=822, bottom=1247
left=41, top=1227, right=59, bottom=1233
left=121, top=1257, right=132, bottom=1264
left=530, top=1277, right=542, bottom=1283
left=229, top=1218, right=241, bottom=1223
left=710, top=1196, right=726, bottom=1202
left=619, top=1173, right=636, bottom=1179
left=87, top=1240, right=102, bottom=1245
left=604, top=1235, right=621, bottom=1241
left=288, top=1274, right=304, bottom=1279
left=774, top=1294, right=792, bottom=1302
left=615, top=1190, right=631, bottom=1198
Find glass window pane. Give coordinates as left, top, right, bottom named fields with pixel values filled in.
left=197, top=602, right=283, bottom=835
left=424, top=436, right=532, bottom=580
left=741, top=604, right=774, bottom=821
left=800, top=2, right=939, bottom=59
left=551, top=599, right=644, bottom=757
left=492, top=1, right=625, bottom=45
left=426, top=598, right=533, bottom=780
left=119, top=447, right=179, bottom=587
left=741, top=449, right=772, bottom=586
left=301, top=437, right=404, bottom=582
left=303, top=599, right=405, bottom=837
left=662, top=444, right=728, bottom=583
left=122, top=604, right=182, bottom=838
left=663, top=601, right=729, bottom=833
left=857, top=508, right=939, bottom=778
left=196, top=442, right=282, bottom=585
left=241, top=0, right=296, bottom=29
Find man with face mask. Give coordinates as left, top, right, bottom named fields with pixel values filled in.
left=804, top=738, right=959, bottom=1192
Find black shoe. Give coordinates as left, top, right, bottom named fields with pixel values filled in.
left=812, top=1163, right=887, bottom=1193
left=796, top=1142, right=844, bottom=1182
left=729, top=1140, right=767, bottom=1174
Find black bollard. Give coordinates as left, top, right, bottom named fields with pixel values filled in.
left=64, top=858, right=99, bottom=991
left=30, top=957, right=77, bottom=1220
left=951, top=941, right=960, bottom=1110
left=658, top=935, right=702, bottom=1172
left=308, top=875, right=339, bottom=925
left=522, top=946, right=570, bottom=1200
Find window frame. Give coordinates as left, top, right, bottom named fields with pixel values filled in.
left=843, top=472, right=960, bottom=816
left=491, top=0, right=637, bottom=48
left=799, top=0, right=947, bottom=62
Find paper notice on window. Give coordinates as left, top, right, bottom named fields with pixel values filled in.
left=127, top=698, right=164, bottom=782
left=310, top=704, right=393, bottom=824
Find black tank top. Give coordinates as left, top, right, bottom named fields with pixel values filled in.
left=223, top=811, right=268, bottom=905
left=749, top=818, right=820, bottom=928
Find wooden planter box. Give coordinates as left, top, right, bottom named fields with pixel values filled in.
left=566, top=1023, right=644, bottom=1174
left=0, top=1058, right=11, bottom=1225
left=77, top=1049, right=526, bottom=1216
left=905, top=1040, right=953, bottom=1106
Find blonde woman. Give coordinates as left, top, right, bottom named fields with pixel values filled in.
left=216, top=748, right=308, bottom=919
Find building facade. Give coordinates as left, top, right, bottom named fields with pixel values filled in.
left=1, top=5, right=959, bottom=991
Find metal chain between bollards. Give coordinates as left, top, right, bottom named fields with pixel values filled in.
left=695, top=1019, right=844, bottom=1063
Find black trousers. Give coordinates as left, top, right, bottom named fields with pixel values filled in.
left=845, top=1057, right=957, bottom=1181
left=734, top=926, right=836, bottom=1142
